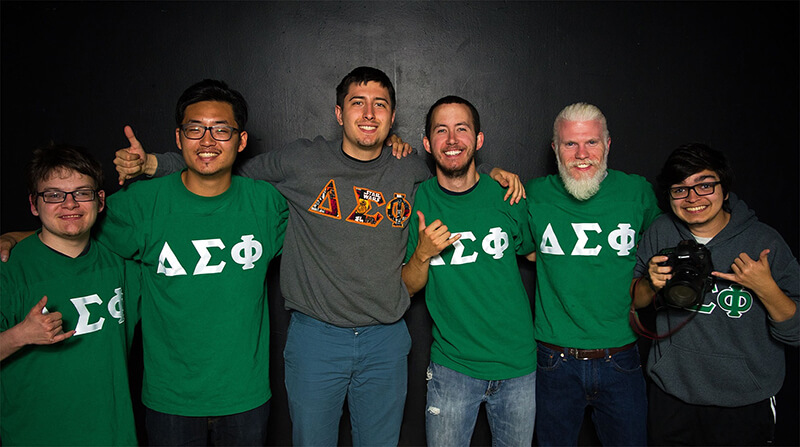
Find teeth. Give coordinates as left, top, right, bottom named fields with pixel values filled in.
left=359, top=125, right=377, bottom=130
left=198, top=152, right=218, bottom=157
left=444, top=150, right=461, bottom=156
left=686, top=205, right=707, bottom=212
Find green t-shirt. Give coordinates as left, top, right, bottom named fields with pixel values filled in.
left=526, top=170, right=660, bottom=349
left=406, top=175, right=536, bottom=380
left=95, top=172, right=288, bottom=416
left=1, top=234, right=137, bottom=446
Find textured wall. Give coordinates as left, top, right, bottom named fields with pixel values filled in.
left=2, top=1, right=798, bottom=445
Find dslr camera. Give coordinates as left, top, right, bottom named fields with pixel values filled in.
left=657, top=240, right=714, bottom=308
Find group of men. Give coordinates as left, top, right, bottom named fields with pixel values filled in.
left=1, top=65, right=797, bottom=447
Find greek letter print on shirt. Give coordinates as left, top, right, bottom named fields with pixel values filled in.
left=308, top=179, right=412, bottom=228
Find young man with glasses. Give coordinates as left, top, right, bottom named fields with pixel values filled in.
left=0, top=144, right=138, bottom=445
left=107, top=79, right=288, bottom=444
left=632, top=143, right=799, bottom=445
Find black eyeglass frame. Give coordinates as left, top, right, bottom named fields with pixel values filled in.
left=35, top=189, right=99, bottom=203
left=179, top=124, right=241, bottom=142
left=668, top=181, right=721, bottom=200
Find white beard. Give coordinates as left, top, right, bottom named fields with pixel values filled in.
left=557, top=153, right=608, bottom=201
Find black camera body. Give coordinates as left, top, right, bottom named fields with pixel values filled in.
left=657, top=240, right=714, bottom=308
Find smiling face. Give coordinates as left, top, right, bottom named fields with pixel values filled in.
left=30, top=168, right=104, bottom=245
left=669, top=169, right=730, bottom=237
left=176, top=100, right=247, bottom=180
left=335, top=81, right=395, bottom=160
left=553, top=119, right=609, bottom=200
left=423, top=102, right=483, bottom=179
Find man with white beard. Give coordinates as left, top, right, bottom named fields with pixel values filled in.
left=524, top=102, right=660, bottom=446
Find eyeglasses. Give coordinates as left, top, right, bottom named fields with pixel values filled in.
left=179, top=124, right=240, bottom=141
left=669, top=181, right=720, bottom=199
left=36, top=189, right=98, bottom=203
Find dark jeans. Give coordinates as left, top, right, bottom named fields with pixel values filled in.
left=535, top=342, right=647, bottom=446
left=648, top=383, right=775, bottom=446
left=145, top=401, right=270, bottom=446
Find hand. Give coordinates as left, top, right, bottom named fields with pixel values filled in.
left=388, top=134, right=414, bottom=159
left=0, top=234, right=17, bottom=263
left=413, top=211, right=460, bottom=263
left=713, top=249, right=775, bottom=292
left=19, top=296, right=76, bottom=345
left=647, top=255, right=672, bottom=291
left=114, top=126, right=150, bottom=185
left=489, top=168, right=525, bottom=204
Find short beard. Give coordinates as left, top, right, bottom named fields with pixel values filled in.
left=557, top=152, right=608, bottom=200
left=436, top=150, right=475, bottom=179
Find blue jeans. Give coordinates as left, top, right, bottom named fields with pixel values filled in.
left=144, top=401, right=269, bottom=446
left=535, top=342, right=647, bottom=446
left=283, top=312, right=411, bottom=446
left=425, top=362, right=536, bottom=447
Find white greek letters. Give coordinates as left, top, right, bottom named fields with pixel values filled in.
left=539, top=224, right=565, bottom=255
left=482, top=227, right=509, bottom=260
left=571, top=223, right=602, bottom=256
left=107, top=287, right=125, bottom=324
left=192, top=239, right=226, bottom=275
left=608, top=223, right=636, bottom=256
left=70, top=294, right=106, bottom=335
left=69, top=288, right=126, bottom=336
left=450, top=232, right=478, bottom=265
left=157, top=235, right=265, bottom=277
left=231, top=235, right=263, bottom=270
left=157, top=242, right=187, bottom=276
left=539, top=222, right=637, bottom=257
left=430, top=229, right=511, bottom=266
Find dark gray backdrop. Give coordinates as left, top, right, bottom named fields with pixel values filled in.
left=2, top=1, right=798, bottom=446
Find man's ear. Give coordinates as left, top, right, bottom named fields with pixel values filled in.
left=29, top=195, right=39, bottom=217
left=97, top=190, right=106, bottom=213
left=335, top=105, right=343, bottom=126
left=175, top=128, right=183, bottom=151
left=238, top=131, right=248, bottom=153
left=476, top=132, right=484, bottom=151
left=423, top=136, right=432, bottom=154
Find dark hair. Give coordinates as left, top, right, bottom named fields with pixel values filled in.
left=175, top=79, right=248, bottom=130
left=425, top=95, right=481, bottom=138
left=656, top=143, right=734, bottom=213
left=335, top=67, right=396, bottom=111
left=26, top=143, right=104, bottom=197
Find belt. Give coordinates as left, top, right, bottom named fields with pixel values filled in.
left=539, top=341, right=636, bottom=360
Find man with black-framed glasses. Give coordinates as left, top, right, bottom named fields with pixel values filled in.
left=96, top=79, right=288, bottom=445
left=0, top=144, right=138, bottom=445
left=632, top=143, right=799, bottom=445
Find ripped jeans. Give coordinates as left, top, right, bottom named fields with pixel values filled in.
left=425, top=362, right=536, bottom=447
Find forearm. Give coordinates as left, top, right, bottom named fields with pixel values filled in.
left=401, top=252, right=432, bottom=297
left=754, top=284, right=797, bottom=322
left=153, top=151, right=185, bottom=177
left=632, top=276, right=657, bottom=309
left=0, top=327, right=27, bottom=361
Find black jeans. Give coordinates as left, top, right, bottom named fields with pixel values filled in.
left=648, top=383, right=775, bottom=446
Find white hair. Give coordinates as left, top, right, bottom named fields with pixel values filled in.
left=552, top=102, right=610, bottom=145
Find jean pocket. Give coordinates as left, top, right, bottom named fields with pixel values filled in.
left=609, top=345, right=642, bottom=373
left=536, top=344, right=562, bottom=371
